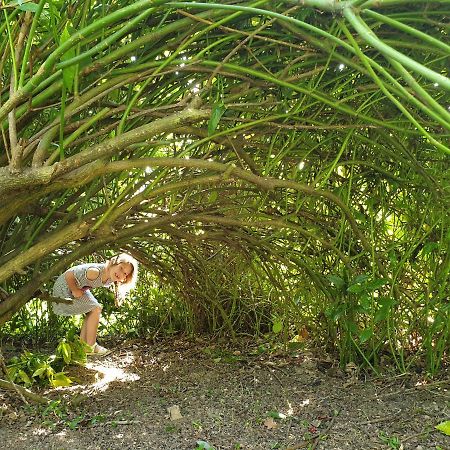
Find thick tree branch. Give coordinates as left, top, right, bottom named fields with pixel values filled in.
left=53, top=105, right=210, bottom=178
left=0, top=221, right=90, bottom=284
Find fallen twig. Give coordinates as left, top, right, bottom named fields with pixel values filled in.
left=102, top=420, right=140, bottom=426
left=0, top=347, right=29, bottom=405
left=355, top=409, right=402, bottom=426
left=0, top=378, right=49, bottom=404
left=374, top=379, right=450, bottom=399
left=311, top=411, right=339, bottom=450
left=402, top=430, right=432, bottom=443
left=287, top=411, right=340, bottom=450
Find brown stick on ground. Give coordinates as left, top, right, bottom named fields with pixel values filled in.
left=0, top=347, right=49, bottom=405
left=0, top=378, right=50, bottom=404
left=0, top=347, right=28, bottom=405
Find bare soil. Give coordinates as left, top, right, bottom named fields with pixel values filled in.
left=1, top=338, right=449, bottom=450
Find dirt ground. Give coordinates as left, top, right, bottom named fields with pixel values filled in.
left=0, top=338, right=449, bottom=450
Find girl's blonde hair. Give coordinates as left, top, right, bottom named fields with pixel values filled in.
left=107, top=253, right=139, bottom=302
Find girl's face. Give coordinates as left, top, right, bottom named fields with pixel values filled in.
left=110, top=262, right=133, bottom=283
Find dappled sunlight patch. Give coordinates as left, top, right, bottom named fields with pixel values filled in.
left=1, top=339, right=449, bottom=449
left=84, top=361, right=140, bottom=392
left=54, top=430, right=68, bottom=439
left=45, top=352, right=141, bottom=394
left=300, top=398, right=311, bottom=407
left=32, top=427, right=49, bottom=436
left=285, top=401, right=295, bottom=416
left=118, top=352, right=136, bottom=366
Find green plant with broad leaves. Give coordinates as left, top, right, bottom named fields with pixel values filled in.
left=435, top=420, right=450, bottom=436
left=40, top=399, right=104, bottom=430
left=325, top=273, right=393, bottom=371
left=6, top=337, right=89, bottom=388
left=56, top=336, right=90, bottom=365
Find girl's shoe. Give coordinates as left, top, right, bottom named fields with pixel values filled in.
left=86, top=343, right=111, bottom=356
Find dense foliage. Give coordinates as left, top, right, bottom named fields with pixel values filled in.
left=0, top=0, right=448, bottom=374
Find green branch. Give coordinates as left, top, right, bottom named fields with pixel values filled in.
left=0, top=0, right=170, bottom=122
left=343, top=7, right=450, bottom=91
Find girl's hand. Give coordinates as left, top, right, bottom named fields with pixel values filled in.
left=72, top=288, right=86, bottom=298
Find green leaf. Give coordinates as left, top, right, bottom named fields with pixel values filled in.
left=353, top=274, right=370, bottom=285
left=347, top=321, right=358, bottom=334
left=268, top=411, right=286, bottom=419
left=196, top=441, right=215, bottom=450
left=326, top=275, right=345, bottom=290
left=51, top=372, right=73, bottom=387
left=296, top=8, right=313, bottom=21
left=347, top=274, right=370, bottom=293
left=272, top=319, right=283, bottom=334
left=325, top=303, right=346, bottom=322
left=32, top=366, right=47, bottom=378
left=445, top=228, right=450, bottom=243
left=60, top=26, right=76, bottom=92
left=18, top=369, right=32, bottom=385
left=208, top=190, right=218, bottom=203
left=61, top=342, right=72, bottom=364
left=359, top=328, right=373, bottom=343
left=374, top=298, right=395, bottom=323
left=359, top=294, right=372, bottom=311
left=17, top=2, right=39, bottom=12
left=377, top=297, right=396, bottom=307
left=6, top=367, right=18, bottom=382
left=347, top=283, right=365, bottom=294
left=374, top=305, right=389, bottom=323
left=435, top=420, right=450, bottom=436
left=388, top=250, right=397, bottom=266
left=364, top=278, right=388, bottom=291
left=208, top=103, right=225, bottom=135
left=352, top=209, right=366, bottom=222
left=422, top=242, right=439, bottom=255
left=348, top=276, right=387, bottom=294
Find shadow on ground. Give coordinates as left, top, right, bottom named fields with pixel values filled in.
left=0, top=338, right=448, bottom=450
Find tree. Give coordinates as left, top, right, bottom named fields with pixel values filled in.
left=0, top=0, right=448, bottom=370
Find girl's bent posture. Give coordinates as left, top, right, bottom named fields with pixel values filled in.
left=52, top=253, right=138, bottom=355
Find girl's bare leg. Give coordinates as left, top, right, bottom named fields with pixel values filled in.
left=80, top=307, right=102, bottom=346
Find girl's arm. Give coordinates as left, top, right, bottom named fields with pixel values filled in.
left=65, top=271, right=85, bottom=298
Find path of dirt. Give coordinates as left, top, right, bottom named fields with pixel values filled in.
left=1, top=338, right=449, bottom=450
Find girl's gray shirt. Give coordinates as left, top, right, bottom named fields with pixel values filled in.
left=52, top=263, right=112, bottom=316
left=53, top=263, right=112, bottom=298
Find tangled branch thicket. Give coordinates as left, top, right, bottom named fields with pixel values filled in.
left=0, top=0, right=448, bottom=373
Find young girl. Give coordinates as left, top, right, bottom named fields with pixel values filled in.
left=52, top=253, right=139, bottom=355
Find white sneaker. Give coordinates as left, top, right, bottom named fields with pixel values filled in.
left=87, top=343, right=111, bottom=356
